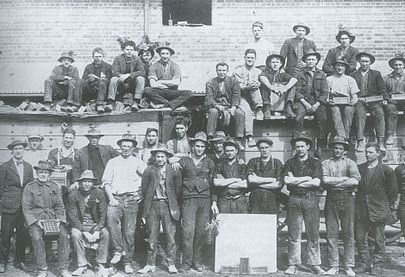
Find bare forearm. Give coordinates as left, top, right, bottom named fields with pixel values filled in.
left=214, top=178, right=239, bottom=187
left=297, top=178, right=321, bottom=188
left=228, top=180, right=247, bottom=189
left=284, top=176, right=312, bottom=186
left=248, top=174, right=277, bottom=185
left=336, top=178, right=359, bottom=187
left=258, top=181, right=281, bottom=190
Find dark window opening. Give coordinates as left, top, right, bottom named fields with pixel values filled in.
left=162, top=0, right=212, bottom=26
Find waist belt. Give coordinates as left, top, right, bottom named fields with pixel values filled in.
left=219, top=193, right=243, bottom=201
left=290, top=191, right=317, bottom=198
left=113, top=192, right=137, bottom=197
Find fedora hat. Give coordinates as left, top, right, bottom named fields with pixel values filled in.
left=77, top=170, right=98, bottom=182
left=117, top=133, right=137, bottom=147
left=209, top=131, right=226, bottom=142
left=388, top=53, right=405, bottom=69
left=223, top=138, right=240, bottom=152
left=34, top=160, right=54, bottom=172
left=356, top=52, right=375, bottom=65
left=266, top=54, right=286, bottom=68
left=190, top=131, right=208, bottom=144
left=150, top=146, right=173, bottom=157
left=302, top=51, right=321, bottom=62
left=293, top=23, right=310, bottom=35
left=7, top=139, right=28, bottom=150
left=156, top=46, right=175, bottom=55
left=84, top=128, right=104, bottom=137
left=58, top=50, right=75, bottom=63
left=336, top=27, right=355, bottom=44
left=290, top=135, right=313, bottom=150
left=28, top=134, right=44, bottom=141
left=330, top=136, right=349, bottom=149
left=138, top=46, right=155, bottom=59
left=333, top=58, right=351, bottom=70
left=256, top=137, right=274, bottom=147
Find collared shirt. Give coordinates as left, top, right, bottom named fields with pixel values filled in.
left=102, top=155, right=146, bottom=195
left=149, top=59, right=181, bottom=82
left=246, top=38, right=276, bottom=66
left=166, top=136, right=190, bottom=155
left=214, top=158, right=247, bottom=196
left=24, top=149, right=48, bottom=176
left=384, top=72, right=405, bottom=95
left=13, top=158, right=24, bottom=186
left=322, top=156, right=360, bottom=191
left=233, top=65, right=262, bottom=88
left=260, top=69, right=293, bottom=84
left=327, top=74, right=359, bottom=97
left=247, top=156, right=283, bottom=191
left=154, top=166, right=167, bottom=200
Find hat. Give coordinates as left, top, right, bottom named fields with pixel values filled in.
left=117, top=133, right=137, bottom=147
left=138, top=46, right=155, bottom=58
left=302, top=51, right=321, bottom=62
left=190, top=131, right=208, bottom=144
left=84, top=128, right=104, bottom=137
left=77, top=170, right=98, bottom=182
left=223, top=139, right=240, bottom=152
left=150, top=146, right=173, bottom=157
left=388, top=53, right=405, bottom=69
left=266, top=54, right=286, bottom=67
left=34, top=161, right=54, bottom=172
left=290, top=135, right=313, bottom=150
left=7, top=139, right=28, bottom=150
left=156, top=46, right=175, bottom=55
left=293, top=23, right=311, bottom=35
left=330, top=136, right=349, bottom=149
left=58, top=50, right=75, bottom=63
left=209, top=131, right=226, bottom=142
left=256, top=138, right=274, bottom=147
left=28, top=134, right=44, bottom=141
left=333, top=58, right=350, bottom=70
left=336, top=27, right=355, bottom=44
left=356, top=52, right=375, bottom=65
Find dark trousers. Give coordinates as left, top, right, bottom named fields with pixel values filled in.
left=0, top=209, right=30, bottom=265
left=144, top=87, right=193, bottom=110
left=398, top=195, right=405, bottom=234
left=354, top=101, right=385, bottom=139
left=356, top=218, right=385, bottom=266
left=108, top=76, right=145, bottom=106
left=29, top=223, right=70, bottom=271
left=293, top=102, right=328, bottom=139
left=44, top=78, right=82, bottom=106
left=250, top=189, right=279, bottom=214
left=206, top=107, right=245, bottom=138
left=325, top=191, right=355, bottom=268
left=217, top=196, right=248, bottom=214
left=287, top=193, right=321, bottom=266
left=145, top=200, right=176, bottom=266
left=384, top=103, right=405, bottom=136
left=181, top=197, right=210, bottom=267
left=82, top=79, right=109, bottom=105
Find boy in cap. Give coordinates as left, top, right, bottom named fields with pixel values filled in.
left=43, top=50, right=83, bottom=112
left=22, top=161, right=70, bottom=277
left=144, top=45, right=193, bottom=111
left=138, top=146, right=181, bottom=274
left=207, top=131, right=226, bottom=165
left=322, top=137, right=360, bottom=276
left=246, top=21, right=276, bottom=68
left=67, top=170, right=109, bottom=276
left=0, top=140, right=33, bottom=273
left=323, top=27, right=359, bottom=76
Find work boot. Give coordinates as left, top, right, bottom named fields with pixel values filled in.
left=168, top=265, right=178, bottom=274
left=110, top=252, right=123, bottom=264
left=138, top=265, right=156, bottom=274
left=60, top=270, right=72, bottom=277
left=72, top=266, right=87, bottom=276
left=285, top=102, right=296, bottom=118
left=311, top=265, right=325, bottom=275
left=131, top=102, right=139, bottom=112
left=324, top=266, right=339, bottom=275
left=104, top=103, right=114, bottom=112
left=344, top=267, right=356, bottom=277
left=0, top=264, right=5, bottom=273
left=255, top=107, right=264, bottom=121
left=386, top=135, right=394, bottom=145
left=263, top=104, right=271, bottom=120
left=124, top=264, right=134, bottom=274
left=377, top=137, right=386, bottom=152
left=123, top=105, right=132, bottom=113
left=356, top=139, right=366, bottom=152
left=354, top=264, right=370, bottom=274
left=96, top=105, right=105, bottom=113
left=284, top=265, right=298, bottom=275
left=37, top=271, right=47, bottom=277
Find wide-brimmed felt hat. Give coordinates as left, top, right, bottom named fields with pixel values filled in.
left=356, top=52, right=375, bottom=65
left=34, top=160, right=54, bottom=172
left=7, top=139, right=28, bottom=150
left=333, top=58, right=350, bottom=70
left=330, top=136, right=349, bottom=149
left=117, top=133, right=137, bottom=147
left=223, top=139, right=240, bottom=152
left=290, top=135, right=313, bottom=150
left=150, top=146, right=173, bottom=157
left=138, top=46, right=155, bottom=58
left=293, top=23, right=310, bottom=35
left=156, top=46, right=175, bottom=55
left=27, top=134, right=44, bottom=141
left=302, top=51, right=321, bottom=62
left=190, top=131, right=208, bottom=144
left=84, top=128, right=104, bottom=137
left=256, top=137, right=274, bottom=147
left=209, top=131, right=226, bottom=142
left=336, top=27, right=355, bottom=44
left=58, top=51, right=75, bottom=63
left=388, top=53, right=405, bottom=69
left=77, top=170, right=98, bottom=182
left=266, top=54, right=286, bottom=67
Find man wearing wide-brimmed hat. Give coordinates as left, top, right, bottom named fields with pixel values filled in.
left=383, top=53, right=405, bottom=145
left=327, top=58, right=359, bottom=139
left=0, top=140, right=33, bottom=273
left=43, top=50, right=83, bottom=112
left=323, top=26, right=359, bottom=76
left=350, top=51, right=387, bottom=152
left=22, top=161, right=70, bottom=277
left=207, top=131, right=226, bottom=165
left=138, top=146, right=181, bottom=274
left=144, top=45, right=193, bottom=112
left=67, top=170, right=109, bottom=276
left=102, top=133, right=146, bottom=274
left=247, top=138, right=283, bottom=214
left=282, top=135, right=325, bottom=275
left=138, top=46, right=155, bottom=88
left=322, top=136, right=360, bottom=276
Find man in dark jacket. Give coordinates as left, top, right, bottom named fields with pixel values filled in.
left=82, top=47, right=114, bottom=113
left=350, top=52, right=387, bottom=152
left=67, top=170, right=109, bottom=275
left=0, top=140, right=33, bottom=273
left=138, top=147, right=181, bottom=274
left=355, top=142, right=398, bottom=274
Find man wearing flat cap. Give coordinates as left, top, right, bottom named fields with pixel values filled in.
left=102, top=134, right=146, bottom=274
left=350, top=51, right=387, bottom=152
left=383, top=53, right=405, bottom=145
left=327, top=59, right=359, bottom=139
left=322, top=136, right=360, bottom=276
left=25, top=134, right=48, bottom=173
left=22, top=161, right=70, bottom=277
left=282, top=136, right=325, bottom=275
left=207, top=131, right=226, bottom=165
left=0, top=140, right=33, bottom=273
left=144, top=45, right=193, bottom=111
left=246, top=21, right=276, bottom=68
left=323, top=27, right=359, bottom=76
left=43, top=50, right=83, bottom=112
left=247, top=138, right=283, bottom=214
left=67, top=170, right=109, bottom=276
left=138, top=146, right=181, bottom=274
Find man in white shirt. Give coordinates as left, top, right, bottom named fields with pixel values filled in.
left=102, top=134, right=146, bottom=274
left=246, top=21, right=276, bottom=69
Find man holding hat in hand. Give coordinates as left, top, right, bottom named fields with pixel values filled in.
left=138, top=146, right=181, bottom=274
left=0, top=140, right=33, bottom=273
left=102, top=134, right=146, bottom=274
left=322, top=136, right=360, bottom=276
left=282, top=135, right=324, bottom=275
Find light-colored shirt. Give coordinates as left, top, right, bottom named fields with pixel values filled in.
left=322, top=157, right=360, bottom=180
left=148, top=59, right=181, bottom=81
left=327, top=74, right=359, bottom=98
left=13, top=158, right=24, bottom=186
left=102, top=155, right=146, bottom=195
left=166, top=137, right=190, bottom=155
left=24, top=149, right=48, bottom=175
left=246, top=38, right=276, bottom=66
left=233, top=65, right=262, bottom=87
left=384, top=72, right=405, bottom=95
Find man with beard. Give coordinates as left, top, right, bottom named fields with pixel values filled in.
left=0, top=140, right=33, bottom=273
left=82, top=47, right=114, bottom=113
left=140, top=127, right=159, bottom=164
left=282, top=136, right=325, bottom=275
left=207, top=131, right=226, bottom=165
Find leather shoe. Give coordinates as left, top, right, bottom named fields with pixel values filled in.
left=193, top=263, right=204, bottom=272
left=285, top=265, right=298, bottom=275
left=324, top=266, right=339, bottom=275
left=72, top=266, right=87, bottom=276
left=344, top=267, right=356, bottom=277
left=137, top=265, right=156, bottom=274
left=15, top=262, right=31, bottom=272
left=110, top=252, right=123, bottom=264
left=0, top=264, right=5, bottom=273
left=168, top=265, right=178, bottom=274
left=124, top=264, right=134, bottom=274
left=179, top=265, right=190, bottom=273
left=312, top=265, right=325, bottom=275
left=285, top=102, right=296, bottom=118
left=354, top=264, right=370, bottom=274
